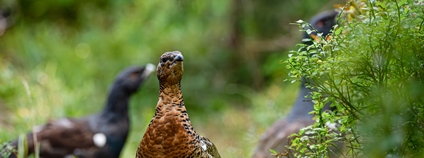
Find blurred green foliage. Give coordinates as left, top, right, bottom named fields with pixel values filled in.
left=287, top=0, right=424, bottom=157
left=0, top=0, right=340, bottom=157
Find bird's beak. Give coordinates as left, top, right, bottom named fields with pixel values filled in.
left=141, top=63, right=155, bottom=78
left=174, top=54, right=184, bottom=62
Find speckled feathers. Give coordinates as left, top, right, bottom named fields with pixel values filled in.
left=136, top=51, right=220, bottom=158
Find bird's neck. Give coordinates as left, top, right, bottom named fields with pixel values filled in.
left=287, top=80, right=334, bottom=121
left=286, top=81, right=315, bottom=120
left=101, top=87, right=130, bottom=117
left=155, top=83, right=186, bottom=117
left=150, top=82, right=196, bottom=134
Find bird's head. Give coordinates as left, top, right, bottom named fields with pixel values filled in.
left=156, top=51, right=184, bottom=85
left=112, top=63, right=155, bottom=94
left=303, top=10, right=339, bottom=45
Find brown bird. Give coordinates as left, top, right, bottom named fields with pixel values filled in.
left=136, top=51, right=221, bottom=158
left=252, top=10, right=340, bottom=158
left=2, top=64, right=155, bottom=158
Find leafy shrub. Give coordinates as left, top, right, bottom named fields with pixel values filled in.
left=286, top=0, right=424, bottom=157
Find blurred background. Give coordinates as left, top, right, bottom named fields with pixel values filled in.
left=0, top=0, right=343, bottom=157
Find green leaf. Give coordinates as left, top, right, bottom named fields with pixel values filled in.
left=376, top=1, right=386, bottom=9
left=334, top=27, right=343, bottom=35
left=269, top=149, right=277, bottom=155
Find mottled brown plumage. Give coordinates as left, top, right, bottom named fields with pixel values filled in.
left=136, top=51, right=220, bottom=158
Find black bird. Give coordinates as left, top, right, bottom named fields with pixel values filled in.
left=253, top=10, right=339, bottom=158
left=3, top=64, right=155, bottom=158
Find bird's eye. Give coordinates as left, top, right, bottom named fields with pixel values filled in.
left=161, top=57, right=168, bottom=63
